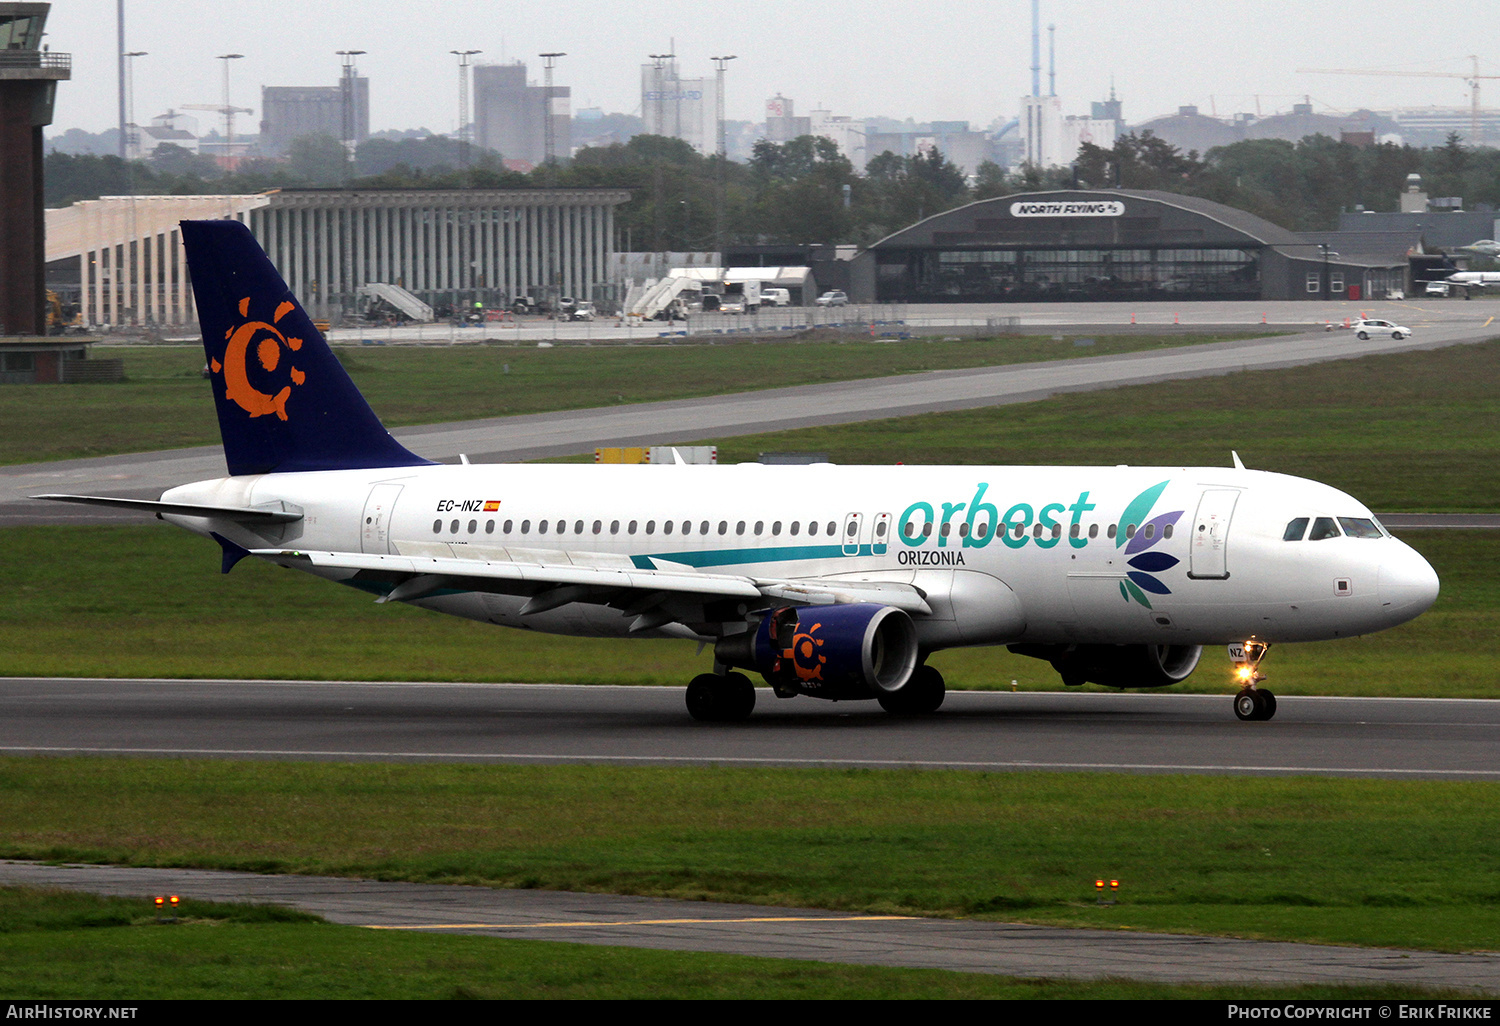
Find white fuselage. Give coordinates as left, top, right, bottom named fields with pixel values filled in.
left=161, top=462, right=1440, bottom=652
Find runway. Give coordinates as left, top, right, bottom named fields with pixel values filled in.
left=2, top=679, right=1496, bottom=779
left=4, top=320, right=1495, bottom=527
left=1, top=861, right=1496, bottom=992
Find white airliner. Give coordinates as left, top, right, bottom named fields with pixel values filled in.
left=1443, top=270, right=1500, bottom=291
left=38, top=221, right=1441, bottom=723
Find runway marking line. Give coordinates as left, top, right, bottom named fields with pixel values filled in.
left=367, top=915, right=916, bottom=931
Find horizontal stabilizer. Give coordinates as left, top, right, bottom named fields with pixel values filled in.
left=32, top=494, right=303, bottom=524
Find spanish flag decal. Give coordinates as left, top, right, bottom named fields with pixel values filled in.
left=482, top=500, right=502, bottom=512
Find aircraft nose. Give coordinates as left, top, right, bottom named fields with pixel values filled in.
left=1378, top=544, right=1440, bottom=624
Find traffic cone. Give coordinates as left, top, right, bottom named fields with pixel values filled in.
left=1130, top=312, right=1136, bottom=324
left=1174, top=312, right=1179, bottom=324
left=1261, top=312, right=1267, bottom=324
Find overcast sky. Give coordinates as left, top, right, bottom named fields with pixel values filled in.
left=43, top=1, right=1500, bottom=137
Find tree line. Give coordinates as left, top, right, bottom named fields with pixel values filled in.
left=44, top=130, right=1500, bottom=250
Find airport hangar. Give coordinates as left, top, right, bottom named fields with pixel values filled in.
left=846, top=189, right=1407, bottom=304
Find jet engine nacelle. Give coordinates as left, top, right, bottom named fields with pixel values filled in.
left=1012, top=642, right=1203, bottom=689
left=719, top=603, right=920, bottom=699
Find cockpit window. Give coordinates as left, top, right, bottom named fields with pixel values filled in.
left=1338, top=517, right=1383, bottom=539
left=1283, top=517, right=1309, bottom=541
left=1308, top=516, right=1341, bottom=541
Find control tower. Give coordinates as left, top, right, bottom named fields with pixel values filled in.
left=0, top=3, right=69, bottom=335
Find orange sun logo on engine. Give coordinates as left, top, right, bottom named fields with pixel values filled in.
left=208, top=297, right=307, bottom=421
left=785, top=620, right=827, bottom=682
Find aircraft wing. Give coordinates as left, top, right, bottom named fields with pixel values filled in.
left=250, top=548, right=931, bottom=631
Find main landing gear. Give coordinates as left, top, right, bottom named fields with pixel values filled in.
left=877, top=664, right=946, bottom=715
left=685, top=671, right=756, bottom=722
left=1231, top=639, right=1276, bottom=721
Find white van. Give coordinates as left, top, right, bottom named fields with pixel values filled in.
left=760, top=287, right=792, bottom=307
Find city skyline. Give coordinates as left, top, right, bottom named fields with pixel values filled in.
left=45, top=1, right=1500, bottom=139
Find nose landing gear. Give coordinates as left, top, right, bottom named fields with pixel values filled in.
left=1230, top=639, right=1276, bottom=721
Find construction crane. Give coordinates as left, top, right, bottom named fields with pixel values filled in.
left=183, top=54, right=251, bottom=168
left=1297, top=56, right=1499, bottom=144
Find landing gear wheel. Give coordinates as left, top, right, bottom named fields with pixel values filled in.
left=686, top=672, right=756, bottom=722
left=878, top=665, right=946, bottom=715
left=1233, top=687, right=1275, bottom=721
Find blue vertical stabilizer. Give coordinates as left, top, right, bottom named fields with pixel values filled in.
left=181, top=219, right=435, bottom=476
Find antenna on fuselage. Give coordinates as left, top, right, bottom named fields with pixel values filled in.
left=1231, top=451, right=1247, bottom=470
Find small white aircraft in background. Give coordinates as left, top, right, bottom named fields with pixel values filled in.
left=1442, top=270, right=1500, bottom=294
left=1455, top=240, right=1500, bottom=257
left=37, top=222, right=1440, bottom=723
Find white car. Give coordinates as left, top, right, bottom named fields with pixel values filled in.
left=1351, top=319, right=1411, bottom=340
left=815, top=290, right=848, bottom=307
left=1424, top=282, right=1450, bottom=297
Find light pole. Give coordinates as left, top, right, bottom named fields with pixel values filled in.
left=647, top=54, right=674, bottom=261
left=216, top=53, right=244, bottom=167
left=122, top=51, right=146, bottom=160
left=450, top=49, right=480, bottom=167
left=647, top=53, right=673, bottom=138
left=710, top=55, right=735, bottom=263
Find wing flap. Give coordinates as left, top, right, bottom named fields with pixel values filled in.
left=253, top=548, right=764, bottom=601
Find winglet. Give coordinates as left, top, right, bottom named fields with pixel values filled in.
left=181, top=219, right=435, bottom=476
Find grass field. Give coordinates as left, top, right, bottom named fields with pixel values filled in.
left=1, top=761, right=1496, bottom=956
left=0, top=333, right=1245, bottom=466
left=0, top=888, right=1453, bottom=1000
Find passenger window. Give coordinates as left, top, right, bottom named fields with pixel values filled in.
left=1069, top=523, right=1080, bottom=538
left=682, top=521, right=691, bottom=535
left=875, top=521, right=887, bottom=537
left=1144, top=524, right=1154, bottom=539
left=646, top=520, right=656, bottom=535
left=629, top=520, right=638, bottom=534
left=1283, top=517, right=1309, bottom=541
left=941, top=523, right=952, bottom=537
left=592, top=520, right=601, bottom=534
left=718, top=521, right=728, bottom=535
left=790, top=522, right=800, bottom=536
left=504, top=519, right=514, bottom=533
left=538, top=520, right=548, bottom=535
left=975, top=522, right=988, bottom=538
left=1089, top=524, right=1099, bottom=539
left=574, top=520, right=583, bottom=534
left=1126, top=524, right=1136, bottom=539
left=958, top=522, right=969, bottom=537
left=755, top=521, right=764, bottom=535
left=664, top=520, right=674, bottom=535
left=1338, top=517, right=1383, bottom=539
left=808, top=521, right=818, bottom=537
left=736, top=521, right=746, bottom=535
left=432, top=519, right=442, bottom=534
left=1052, top=524, right=1061, bottom=539
left=556, top=520, right=565, bottom=534
left=1032, top=523, right=1042, bottom=538
left=827, top=521, right=836, bottom=536
left=610, top=520, right=619, bottom=535
left=1164, top=524, right=1174, bottom=539
left=699, top=520, right=710, bottom=535
left=772, top=521, right=782, bottom=535
left=1107, top=524, right=1116, bottom=539
left=1309, top=517, right=1340, bottom=541
left=485, top=520, right=495, bottom=534
left=468, top=520, right=477, bottom=534
left=923, top=523, right=933, bottom=537
left=450, top=520, right=460, bottom=533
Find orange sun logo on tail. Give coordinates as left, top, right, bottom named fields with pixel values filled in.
left=210, top=297, right=307, bottom=420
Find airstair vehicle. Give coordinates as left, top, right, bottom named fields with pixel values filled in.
left=356, top=283, right=435, bottom=323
